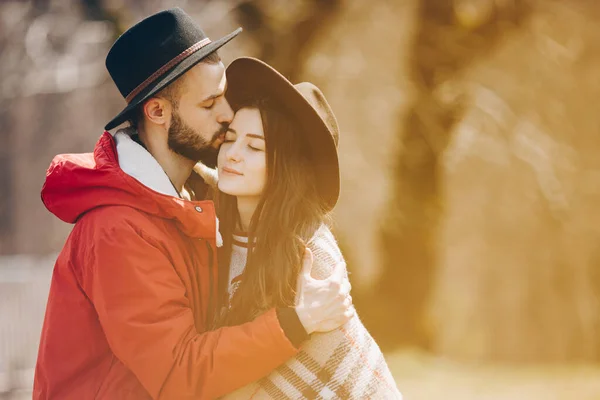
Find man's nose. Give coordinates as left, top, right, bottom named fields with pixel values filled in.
left=217, top=98, right=234, bottom=125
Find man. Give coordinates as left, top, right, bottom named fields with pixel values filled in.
left=34, top=8, right=353, bottom=400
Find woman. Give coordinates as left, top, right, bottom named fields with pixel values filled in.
left=209, top=57, right=401, bottom=399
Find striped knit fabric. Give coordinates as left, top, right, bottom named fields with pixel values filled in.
left=220, top=225, right=402, bottom=400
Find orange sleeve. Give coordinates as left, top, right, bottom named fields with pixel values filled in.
left=82, top=215, right=297, bottom=399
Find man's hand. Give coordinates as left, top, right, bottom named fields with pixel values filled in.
left=295, top=249, right=355, bottom=334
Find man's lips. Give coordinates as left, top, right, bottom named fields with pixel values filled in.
left=222, top=166, right=243, bottom=176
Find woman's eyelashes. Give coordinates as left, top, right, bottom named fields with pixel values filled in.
left=223, top=134, right=264, bottom=151
left=248, top=138, right=265, bottom=151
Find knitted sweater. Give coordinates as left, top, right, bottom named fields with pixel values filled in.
left=220, top=224, right=402, bottom=400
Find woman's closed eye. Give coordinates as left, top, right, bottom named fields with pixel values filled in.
left=248, top=142, right=264, bottom=151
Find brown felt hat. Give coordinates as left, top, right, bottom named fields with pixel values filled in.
left=225, top=57, right=340, bottom=211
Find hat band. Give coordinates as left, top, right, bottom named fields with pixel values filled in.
left=125, top=37, right=212, bottom=103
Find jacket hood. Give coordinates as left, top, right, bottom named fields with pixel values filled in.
left=41, top=131, right=218, bottom=241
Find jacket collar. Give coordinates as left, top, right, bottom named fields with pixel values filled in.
left=114, top=129, right=181, bottom=198
left=113, top=128, right=221, bottom=246
left=42, top=131, right=221, bottom=244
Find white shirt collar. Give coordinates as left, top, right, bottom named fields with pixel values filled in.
left=113, top=129, right=181, bottom=198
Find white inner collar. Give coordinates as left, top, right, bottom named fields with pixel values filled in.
left=113, top=129, right=181, bottom=198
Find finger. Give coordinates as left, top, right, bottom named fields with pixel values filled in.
left=331, top=261, right=347, bottom=280
left=301, top=248, right=314, bottom=279
left=342, top=296, right=352, bottom=309
left=344, top=307, right=356, bottom=320
left=339, top=279, right=352, bottom=298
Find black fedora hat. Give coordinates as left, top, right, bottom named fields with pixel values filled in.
left=104, top=8, right=241, bottom=130
left=225, top=57, right=340, bottom=211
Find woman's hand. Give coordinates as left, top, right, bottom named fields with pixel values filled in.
left=295, top=249, right=355, bottom=334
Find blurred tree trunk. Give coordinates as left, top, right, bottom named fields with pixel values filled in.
left=377, top=0, right=530, bottom=349
left=429, top=0, right=600, bottom=362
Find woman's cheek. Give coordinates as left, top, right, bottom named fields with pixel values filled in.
left=259, top=153, right=268, bottom=191
left=216, top=145, right=229, bottom=167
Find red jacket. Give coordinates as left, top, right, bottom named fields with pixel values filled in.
left=34, top=132, right=298, bottom=399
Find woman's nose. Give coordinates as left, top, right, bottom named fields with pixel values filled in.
left=226, top=142, right=242, bottom=162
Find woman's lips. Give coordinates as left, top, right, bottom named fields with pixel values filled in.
left=221, top=166, right=243, bottom=176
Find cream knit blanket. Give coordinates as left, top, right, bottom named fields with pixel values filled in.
left=220, top=224, right=402, bottom=400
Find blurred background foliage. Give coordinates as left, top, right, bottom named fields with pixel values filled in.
left=2, top=0, right=600, bottom=398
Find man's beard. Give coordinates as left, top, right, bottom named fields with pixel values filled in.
left=168, top=110, right=227, bottom=167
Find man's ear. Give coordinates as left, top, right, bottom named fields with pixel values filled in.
left=143, top=97, right=171, bottom=127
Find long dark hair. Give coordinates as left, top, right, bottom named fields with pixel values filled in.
left=215, top=96, right=329, bottom=326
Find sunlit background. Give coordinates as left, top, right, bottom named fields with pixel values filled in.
left=2, top=0, right=600, bottom=398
